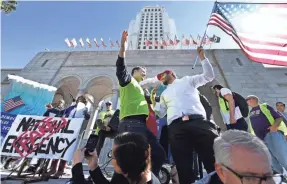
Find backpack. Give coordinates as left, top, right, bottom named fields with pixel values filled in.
left=220, top=92, right=249, bottom=118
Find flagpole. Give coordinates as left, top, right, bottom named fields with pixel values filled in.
left=192, top=1, right=217, bottom=69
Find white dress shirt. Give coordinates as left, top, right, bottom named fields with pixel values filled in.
left=153, top=58, right=215, bottom=125
left=139, top=76, right=161, bottom=89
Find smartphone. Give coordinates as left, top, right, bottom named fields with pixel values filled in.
left=85, top=134, right=98, bottom=157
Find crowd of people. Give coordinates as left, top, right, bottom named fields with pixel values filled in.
left=2, top=30, right=287, bottom=184
left=70, top=30, right=287, bottom=184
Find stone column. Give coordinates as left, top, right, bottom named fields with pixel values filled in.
left=111, top=89, right=119, bottom=110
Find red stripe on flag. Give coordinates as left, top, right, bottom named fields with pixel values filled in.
left=208, top=17, right=287, bottom=56
left=264, top=4, right=287, bottom=8
left=208, top=22, right=287, bottom=66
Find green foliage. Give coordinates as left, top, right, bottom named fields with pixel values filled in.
left=1, top=0, right=17, bottom=14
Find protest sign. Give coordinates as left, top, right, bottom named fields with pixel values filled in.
left=1, top=112, right=17, bottom=138
left=0, top=115, right=83, bottom=161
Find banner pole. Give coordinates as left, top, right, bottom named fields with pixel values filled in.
left=192, top=1, right=217, bottom=69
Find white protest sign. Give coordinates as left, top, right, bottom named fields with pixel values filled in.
left=0, top=115, right=83, bottom=161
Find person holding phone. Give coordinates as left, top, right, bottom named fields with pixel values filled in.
left=72, top=132, right=160, bottom=184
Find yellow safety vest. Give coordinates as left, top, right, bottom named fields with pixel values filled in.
left=219, top=97, right=229, bottom=113
left=95, top=110, right=115, bottom=135
left=248, top=103, right=287, bottom=136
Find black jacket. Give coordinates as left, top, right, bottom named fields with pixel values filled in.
left=72, top=163, right=160, bottom=184
left=43, top=108, right=63, bottom=117
left=199, top=94, right=212, bottom=120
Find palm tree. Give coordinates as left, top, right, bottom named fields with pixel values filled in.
left=1, top=0, right=18, bottom=14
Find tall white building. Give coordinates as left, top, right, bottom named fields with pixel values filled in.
left=128, top=5, right=179, bottom=50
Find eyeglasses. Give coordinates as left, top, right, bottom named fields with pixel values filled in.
left=222, top=164, right=283, bottom=184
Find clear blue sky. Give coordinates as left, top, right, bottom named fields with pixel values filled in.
left=2, top=1, right=237, bottom=68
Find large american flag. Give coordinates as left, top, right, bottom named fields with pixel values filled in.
left=208, top=3, right=287, bottom=66
left=4, top=96, right=25, bottom=112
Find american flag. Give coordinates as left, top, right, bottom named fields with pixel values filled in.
left=174, top=35, right=180, bottom=45
left=182, top=35, right=190, bottom=46
left=4, top=96, right=25, bottom=112
left=208, top=3, right=287, bottom=66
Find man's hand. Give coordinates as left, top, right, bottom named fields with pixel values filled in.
left=268, top=124, right=278, bottom=132
left=86, top=150, right=99, bottom=171
left=46, top=104, right=53, bottom=109
left=230, top=117, right=237, bottom=124
left=73, top=148, right=85, bottom=166
left=197, top=46, right=206, bottom=61
left=120, top=31, right=128, bottom=51
left=150, top=84, right=160, bottom=106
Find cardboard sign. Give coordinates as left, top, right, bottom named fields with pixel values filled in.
left=0, top=115, right=83, bottom=161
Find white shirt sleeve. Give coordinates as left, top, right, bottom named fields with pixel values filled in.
left=139, top=76, right=161, bottom=89
left=220, top=88, right=232, bottom=96
left=186, top=58, right=215, bottom=88
left=153, top=95, right=167, bottom=118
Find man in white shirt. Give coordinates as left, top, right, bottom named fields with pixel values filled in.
left=212, top=85, right=248, bottom=131
left=151, top=47, right=221, bottom=184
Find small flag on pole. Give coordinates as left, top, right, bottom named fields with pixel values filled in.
left=4, top=96, right=25, bottom=112
left=154, top=40, right=159, bottom=47
left=162, top=37, right=167, bottom=47
left=101, top=38, right=107, bottom=48
left=109, top=38, right=114, bottom=48
left=79, top=38, right=84, bottom=48
left=71, top=38, right=77, bottom=48
left=116, top=40, right=120, bottom=48
left=210, top=34, right=221, bottom=43
left=201, top=35, right=212, bottom=45
left=65, top=38, right=71, bottom=48
left=145, top=38, right=152, bottom=46
left=167, top=35, right=174, bottom=46
left=190, top=35, right=197, bottom=46
left=86, top=38, right=92, bottom=48
left=182, top=35, right=190, bottom=46
left=174, top=35, right=180, bottom=45
left=94, top=38, right=100, bottom=48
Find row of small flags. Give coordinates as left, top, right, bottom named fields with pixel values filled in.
left=64, top=34, right=221, bottom=49
left=65, top=38, right=116, bottom=48
left=144, top=34, right=221, bottom=47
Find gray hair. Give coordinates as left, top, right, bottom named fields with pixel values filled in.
left=213, top=130, right=271, bottom=167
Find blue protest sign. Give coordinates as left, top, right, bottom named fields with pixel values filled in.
left=1, top=112, right=17, bottom=139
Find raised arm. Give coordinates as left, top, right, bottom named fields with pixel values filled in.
left=140, top=76, right=161, bottom=89
left=150, top=87, right=167, bottom=118
left=187, top=47, right=215, bottom=88
left=116, top=31, right=131, bottom=87
left=153, top=95, right=167, bottom=118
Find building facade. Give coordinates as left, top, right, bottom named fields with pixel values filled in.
left=2, top=49, right=287, bottom=132
left=128, top=5, right=178, bottom=50
left=1, top=69, right=22, bottom=102
left=2, top=49, right=287, bottom=166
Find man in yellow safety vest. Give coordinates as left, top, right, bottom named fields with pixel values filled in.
left=246, top=95, right=287, bottom=175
